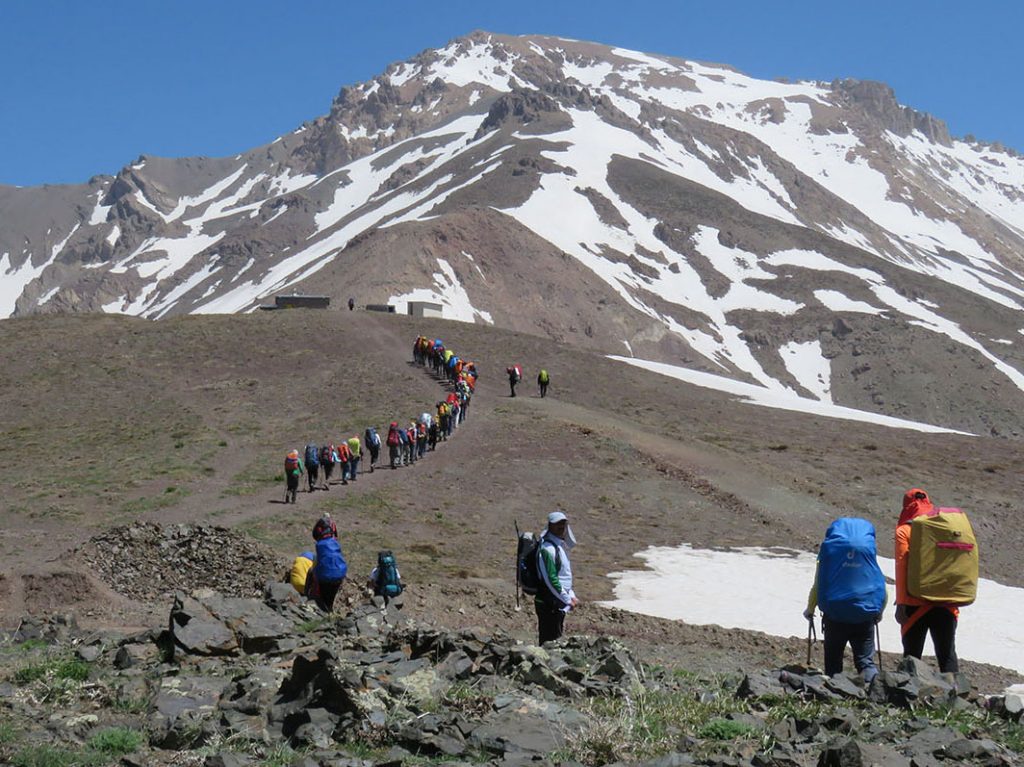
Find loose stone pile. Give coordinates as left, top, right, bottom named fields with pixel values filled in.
left=77, top=523, right=281, bottom=601
left=1, top=583, right=1022, bottom=767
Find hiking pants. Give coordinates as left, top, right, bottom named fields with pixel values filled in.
left=338, top=460, right=349, bottom=483
left=322, top=462, right=334, bottom=483
left=348, top=456, right=360, bottom=479
left=510, top=380, right=517, bottom=397
left=822, top=617, right=878, bottom=682
left=535, top=601, right=565, bottom=645
left=286, top=473, right=299, bottom=502
left=902, top=606, right=959, bottom=673
left=459, top=403, right=467, bottom=422
left=417, top=437, right=426, bottom=458
left=389, top=445, right=400, bottom=468
left=540, top=382, right=548, bottom=398
left=368, top=447, right=379, bottom=470
left=307, top=465, right=318, bottom=491
left=317, top=578, right=344, bottom=612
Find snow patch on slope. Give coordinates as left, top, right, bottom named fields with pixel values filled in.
left=389, top=258, right=493, bottom=324
left=602, top=545, right=1024, bottom=678
left=609, top=354, right=969, bottom=435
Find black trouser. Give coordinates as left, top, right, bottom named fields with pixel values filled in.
left=317, top=578, right=344, bottom=612
left=510, top=380, right=517, bottom=397
left=539, top=382, right=548, bottom=397
left=286, top=473, right=299, bottom=502
left=535, top=601, right=565, bottom=645
left=902, top=606, right=959, bottom=673
left=307, top=464, right=318, bottom=491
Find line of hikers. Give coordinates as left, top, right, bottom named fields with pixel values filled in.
left=505, top=365, right=550, bottom=398
left=802, top=487, right=978, bottom=692
left=281, top=335, right=479, bottom=502
left=285, top=513, right=404, bottom=612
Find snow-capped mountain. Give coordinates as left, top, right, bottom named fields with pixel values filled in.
left=3, top=31, right=1024, bottom=435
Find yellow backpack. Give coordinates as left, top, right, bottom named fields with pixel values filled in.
left=908, top=508, right=979, bottom=605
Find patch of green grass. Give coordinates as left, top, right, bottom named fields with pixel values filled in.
left=16, top=638, right=48, bottom=653
left=9, top=744, right=103, bottom=767
left=0, top=721, right=17, bottom=744
left=258, top=743, right=303, bottom=767
left=118, top=486, right=190, bottom=516
left=697, top=718, right=756, bottom=740
left=567, top=682, right=750, bottom=765
left=111, top=696, right=150, bottom=714
left=223, top=463, right=282, bottom=497
left=86, top=727, right=143, bottom=756
left=12, top=657, right=89, bottom=686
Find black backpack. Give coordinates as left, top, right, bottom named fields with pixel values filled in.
left=375, top=550, right=403, bottom=598
left=517, top=532, right=559, bottom=596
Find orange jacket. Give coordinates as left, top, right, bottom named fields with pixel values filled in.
left=895, top=488, right=959, bottom=617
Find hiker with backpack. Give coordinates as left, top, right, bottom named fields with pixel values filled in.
left=320, top=444, right=335, bottom=488
left=507, top=365, right=521, bottom=397
left=285, top=551, right=315, bottom=594
left=336, top=439, right=352, bottom=485
left=368, top=550, right=404, bottom=603
left=894, top=488, right=977, bottom=675
left=387, top=422, right=402, bottom=469
left=283, top=449, right=303, bottom=503
left=532, top=511, right=579, bottom=644
left=804, top=518, right=887, bottom=687
left=346, top=435, right=361, bottom=481
left=364, top=427, right=381, bottom=473
left=305, top=514, right=348, bottom=611
left=538, top=369, right=550, bottom=398
left=304, top=444, right=320, bottom=493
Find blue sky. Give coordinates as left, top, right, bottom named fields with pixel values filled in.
left=1, top=1, right=1020, bottom=187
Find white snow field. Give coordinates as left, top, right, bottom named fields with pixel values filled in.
left=601, top=545, right=1024, bottom=681
left=608, top=355, right=971, bottom=435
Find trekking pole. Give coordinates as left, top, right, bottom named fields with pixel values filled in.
left=875, top=621, right=883, bottom=673
left=514, top=520, right=522, bottom=611
left=806, top=617, right=813, bottom=666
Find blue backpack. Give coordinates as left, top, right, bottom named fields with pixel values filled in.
left=817, top=518, right=887, bottom=624
left=315, top=537, right=348, bottom=582
left=304, top=444, right=320, bottom=468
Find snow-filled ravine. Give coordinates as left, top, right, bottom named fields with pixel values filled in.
left=601, top=545, right=1024, bottom=682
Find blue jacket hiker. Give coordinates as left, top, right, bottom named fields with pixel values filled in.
left=535, top=510, right=579, bottom=645
left=305, top=514, right=348, bottom=612
left=805, top=517, right=888, bottom=686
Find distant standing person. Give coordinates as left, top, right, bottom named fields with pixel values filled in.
left=507, top=365, right=522, bottom=397
left=283, top=449, right=303, bottom=504
left=535, top=510, right=579, bottom=644
left=538, top=369, right=550, bottom=398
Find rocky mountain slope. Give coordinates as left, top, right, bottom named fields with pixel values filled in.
left=3, top=32, right=1024, bottom=435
